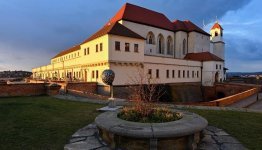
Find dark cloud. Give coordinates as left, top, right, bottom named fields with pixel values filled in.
left=225, top=37, right=262, bottom=61
left=131, top=0, right=251, bottom=26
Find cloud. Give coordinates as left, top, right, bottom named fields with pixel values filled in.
left=203, top=0, right=262, bottom=72
left=0, top=0, right=257, bottom=72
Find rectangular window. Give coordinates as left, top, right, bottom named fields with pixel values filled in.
left=216, top=64, right=218, bottom=69
left=125, top=43, right=130, bottom=52
left=178, top=70, right=181, bottom=78
left=187, top=70, right=189, bottom=78
left=115, top=41, right=120, bottom=51
left=172, top=70, right=175, bottom=78
left=197, top=71, right=199, bottom=78
left=156, top=69, right=159, bottom=78
left=183, top=70, right=185, bottom=78
left=87, top=48, right=90, bottom=55
left=134, top=44, right=139, bottom=52
left=148, top=69, right=152, bottom=78
left=96, top=70, right=99, bottom=79
left=192, top=71, right=194, bottom=78
left=100, top=43, right=103, bottom=51
left=96, top=44, right=98, bottom=52
left=166, top=70, right=169, bottom=78
left=92, top=71, right=95, bottom=78
left=219, top=65, right=222, bottom=69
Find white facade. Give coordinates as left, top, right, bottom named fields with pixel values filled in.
left=32, top=5, right=226, bottom=87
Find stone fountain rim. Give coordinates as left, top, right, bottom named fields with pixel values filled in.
left=95, top=110, right=208, bottom=139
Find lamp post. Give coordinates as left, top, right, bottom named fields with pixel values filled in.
left=256, top=75, right=260, bottom=101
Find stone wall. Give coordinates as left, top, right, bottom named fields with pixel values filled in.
left=198, top=88, right=257, bottom=106
left=66, top=82, right=97, bottom=94
left=0, top=83, right=46, bottom=97
left=203, top=83, right=256, bottom=101
left=97, top=82, right=203, bottom=102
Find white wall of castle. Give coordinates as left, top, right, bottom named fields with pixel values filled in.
left=202, top=61, right=225, bottom=86
left=32, top=20, right=226, bottom=87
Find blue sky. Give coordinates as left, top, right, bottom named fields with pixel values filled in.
left=0, top=0, right=261, bottom=72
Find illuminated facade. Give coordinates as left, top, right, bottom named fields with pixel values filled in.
left=32, top=3, right=225, bottom=86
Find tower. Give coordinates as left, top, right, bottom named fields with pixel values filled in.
left=210, top=21, right=225, bottom=60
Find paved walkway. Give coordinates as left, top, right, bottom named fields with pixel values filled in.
left=247, top=100, right=262, bottom=110
left=64, top=123, right=247, bottom=150
left=229, top=93, right=262, bottom=108
left=54, top=94, right=108, bottom=105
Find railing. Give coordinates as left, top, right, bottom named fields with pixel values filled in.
left=199, top=88, right=258, bottom=106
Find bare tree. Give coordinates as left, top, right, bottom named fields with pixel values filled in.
left=127, top=68, right=166, bottom=102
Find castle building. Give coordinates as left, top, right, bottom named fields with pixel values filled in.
left=32, top=3, right=226, bottom=87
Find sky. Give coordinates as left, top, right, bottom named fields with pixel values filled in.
left=0, top=0, right=261, bottom=72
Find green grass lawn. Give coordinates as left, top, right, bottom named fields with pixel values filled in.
left=186, top=109, right=262, bottom=150
left=0, top=96, right=104, bottom=150
left=0, top=96, right=261, bottom=150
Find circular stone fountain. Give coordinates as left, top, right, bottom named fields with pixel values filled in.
left=95, top=110, right=208, bottom=150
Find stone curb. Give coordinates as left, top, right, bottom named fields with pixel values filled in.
left=64, top=123, right=247, bottom=150
left=175, top=104, right=262, bottom=113
left=95, top=110, right=208, bottom=139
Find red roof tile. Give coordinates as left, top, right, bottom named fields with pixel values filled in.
left=173, top=20, right=210, bottom=36
left=184, top=52, right=224, bottom=61
left=82, top=22, right=144, bottom=44
left=109, top=3, right=174, bottom=31
left=211, top=22, right=223, bottom=30
left=52, top=45, right=80, bottom=59
left=109, top=3, right=209, bottom=35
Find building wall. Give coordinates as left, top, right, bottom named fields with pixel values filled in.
left=108, top=35, right=145, bottom=62
left=119, top=20, right=175, bottom=58
left=174, top=31, right=187, bottom=59
left=144, top=56, right=202, bottom=83
left=212, top=42, right=225, bottom=60
left=188, top=32, right=210, bottom=53
left=202, top=61, right=225, bottom=86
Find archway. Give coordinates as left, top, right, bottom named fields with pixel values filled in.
left=215, top=72, right=219, bottom=83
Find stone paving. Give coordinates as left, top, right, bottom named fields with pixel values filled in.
left=64, top=123, right=247, bottom=150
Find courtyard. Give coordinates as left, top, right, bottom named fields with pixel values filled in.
left=0, top=96, right=261, bottom=149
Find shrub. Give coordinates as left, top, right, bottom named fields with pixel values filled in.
left=118, top=102, right=182, bottom=123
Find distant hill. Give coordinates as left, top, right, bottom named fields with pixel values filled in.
left=0, top=71, right=32, bottom=78
left=227, top=72, right=262, bottom=78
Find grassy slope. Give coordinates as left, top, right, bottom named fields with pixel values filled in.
left=186, top=109, right=262, bottom=150
left=0, top=96, right=103, bottom=150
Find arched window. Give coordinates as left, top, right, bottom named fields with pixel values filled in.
left=146, top=32, right=155, bottom=44
left=157, top=34, right=164, bottom=54
left=183, top=39, right=186, bottom=55
left=215, top=32, right=218, bottom=36
left=167, top=36, right=173, bottom=55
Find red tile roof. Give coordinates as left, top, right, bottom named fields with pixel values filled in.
left=184, top=52, right=224, bottom=61
left=109, top=3, right=209, bottom=35
left=182, top=20, right=210, bottom=36
left=211, top=22, right=223, bottom=30
left=82, top=22, right=144, bottom=44
left=52, top=45, right=80, bottom=59
left=109, top=3, right=174, bottom=31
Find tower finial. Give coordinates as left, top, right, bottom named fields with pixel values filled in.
left=216, top=16, right=218, bottom=23
left=202, top=19, right=206, bottom=29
